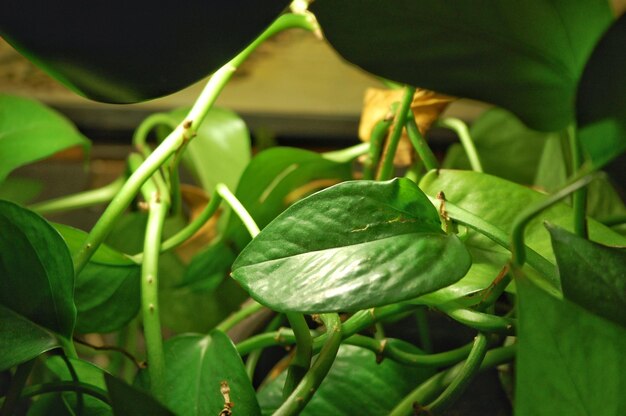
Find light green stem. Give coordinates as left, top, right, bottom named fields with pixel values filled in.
left=216, top=300, right=266, bottom=333
left=363, top=118, right=392, bottom=180
left=30, top=176, right=125, bottom=215
left=322, top=142, right=370, bottom=163
left=510, top=173, right=596, bottom=268
left=283, top=313, right=313, bottom=399
left=389, top=345, right=515, bottom=416
left=71, top=13, right=315, bottom=274
left=273, top=314, right=342, bottom=416
left=132, top=113, right=179, bottom=158
left=246, top=313, right=284, bottom=381
left=378, top=86, right=416, bottom=180
left=425, top=333, right=488, bottom=413
left=216, top=183, right=260, bottom=237
left=406, top=115, right=439, bottom=171
left=437, top=117, right=483, bottom=172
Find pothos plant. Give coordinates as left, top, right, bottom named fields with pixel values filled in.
left=1, top=1, right=625, bottom=415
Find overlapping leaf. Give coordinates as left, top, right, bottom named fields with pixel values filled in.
left=232, top=178, right=471, bottom=313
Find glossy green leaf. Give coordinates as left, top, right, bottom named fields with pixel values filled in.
left=160, top=107, right=251, bottom=193
left=547, top=224, right=626, bottom=327
left=179, top=240, right=236, bottom=291
left=576, top=14, right=626, bottom=167
left=232, top=178, right=471, bottom=313
left=161, top=330, right=260, bottom=416
left=104, top=373, right=174, bottom=416
left=311, top=0, right=613, bottom=131
left=0, top=176, right=42, bottom=204
left=258, top=343, right=434, bottom=415
left=0, top=200, right=75, bottom=338
left=516, top=276, right=626, bottom=415
left=54, top=224, right=140, bottom=333
left=0, top=304, right=59, bottom=371
left=224, top=147, right=353, bottom=252
left=443, top=108, right=558, bottom=184
left=0, top=94, right=90, bottom=182
left=419, top=170, right=626, bottom=295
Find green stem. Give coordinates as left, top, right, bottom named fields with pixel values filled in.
left=246, top=313, right=284, bottom=381
left=377, top=86, right=416, bottom=180
left=567, top=125, right=588, bottom=238
left=426, top=195, right=557, bottom=286
left=71, top=13, right=314, bottom=274
left=414, top=307, right=433, bottom=353
left=343, top=335, right=473, bottom=367
left=322, top=142, right=370, bottom=164
left=435, top=304, right=514, bottom=334
left=388, top=345, right=516, bottom=416
left=406, top=115, right=439, bottom=171
left=437, top=118, right=483, bottom=172
left=282, top=313, right=313, bottom=399
left=216, top=183, right=260, bottom=237
left=363, top=118, right=392, bottom=180
left=273, top=314, right=342, bottom=416
left=425, top=333, right=488, bottom=414
left=216, top=300, right=266, bottom=333
left=599, top=213, right=626, bottom=227
left=18, top=381, right=110, bottom=406
left=60, top=353, right=84, bottom=416
left=29, top=176, right=125, bottom=215
left=0, top=359, right=36, bottom=416
left=510, top=173, right=596, bottom=268
left=132, top=113, right=179, bottom=158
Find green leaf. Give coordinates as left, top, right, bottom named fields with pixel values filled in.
left=179, top=240, right=236, bottom=291
left=311, top=0, right=613, bottom=131
left=160, top=330, right=260, bottom=416
left=159, top=107, right=251, bottom=193
left=443, top=108, right=558, bottom=184
left=516, top=276, right=626, bottom=415
left=576, top=15, right=626, bottom=167
left=224, top=147, right=353, bottom=251
left=419, top=170, right=626, bottom=295
left=104, top=373, right=174, bottom=416
left=0, top=94, right=90, bottom=182
left=258, top=343, right=434, bottom=415
left=54, top=224, right=140, bottom=333
left=0, top=176, right=43, bottom=204
left=0, top=200, right=75, bottom=338
left=547, top=224, right=626, bottom=327
left=232, top=178, right=471, bottom=313
left=0, top=304, right=59, bottom=371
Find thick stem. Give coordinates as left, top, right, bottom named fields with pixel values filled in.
left=414, top=307, right=433, bottom=353
left=377, top=86, right=416, bottom=180
left=282, top=313, right=313, bottom=399
left=71, top=13, right=315, bottom=274
left=437, top=118, right=483, bottom=172
left=273, top=314, right=342, bottom=416
left=363, top=118, right=392, bottom=180
left=406, top=115, right=439, bottom=171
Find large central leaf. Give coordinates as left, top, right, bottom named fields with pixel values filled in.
left=232, top=179, right=471, bottom=313
left=311, top=0, right=614, bottom=131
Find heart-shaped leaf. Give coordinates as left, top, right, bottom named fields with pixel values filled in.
left=54, top=224, right=140, bottom=333
left=0, top=200, right=75, bottom=338
left=547, top=224, right=626, bottom=327
left=158, top=107, right=251, bottom=193
left=258, top=343, right=434, bottom=415
left=0, top=94, right=89, bottom=182
left=311, top=0, right=613, bottom=132
left=104, top=373, right=174, bottom=416
left=515, top=276, right=626, bottom=415
left=232, top=178, right=471, bottom=313
left=160, top=330, right=260, bottom=416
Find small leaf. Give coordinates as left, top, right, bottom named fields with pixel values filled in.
left=547, top=224, right=626, bottom=327
left=54, top=224, right=140, bottom=333
left=104, top=373, right=174, bottom=416
left=0, top=304, right=59, bottom=371
left=311, top=0, right=613, bottom=131
left=258, top=343, right=434, bottom=415
left=232, top=178, right=471, bottom=313
left=516, top=277, right=626, bottom=415
left=161, top=330, right=260, bottom=416
left=0, top=94, right=90, bottom=182
left=158, top=107, right=251, bottom=193
left=0, top=200, right=75, bottom=339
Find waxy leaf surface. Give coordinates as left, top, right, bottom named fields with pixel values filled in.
left=161, top=330, right=260, bottom=416
left=55, top=224, right=140, bottom=333
left=516, top=277, right=626, bottom=415
left=547, top=224, right=626, bottom=327
left=312, top=0, right=613, bottom=131
left=232, top=179, right=471, bottom=313
left=0, top=94, right=89, bottom=182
